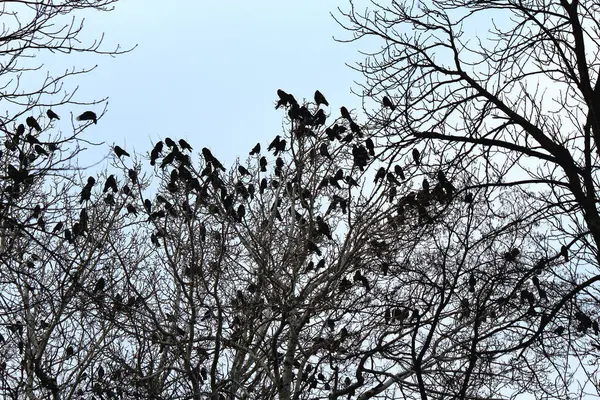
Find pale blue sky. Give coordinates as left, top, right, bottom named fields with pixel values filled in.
left=41, top=1, right=371, bottom=168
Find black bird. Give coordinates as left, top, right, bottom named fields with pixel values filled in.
left=34, top=145, right=49, bottom=156
left=316, top=217, right=332, bottom=240
left=105, top=194, right=115, bottom=205
left=144, top=199, right=152, bottom=213
left=422, top=178, right=429, bottom=194
left=238, top=165, right=250, bottom=176
left=464, top=192, right=473, bottom=203
left=16, top=124, right=25, bottom=136
left=104, top=175, right=118, bottom=193
left=259, top=156, right=267, bottom=172
left=128, top=169, right=138, bottom=182
left=382, top=96, right=396, bottom=111
left=387, top=172, right=400, bottom=186
left=306, top=240, right=322, bottom=256
left=165, top=137, right=176, bottom=147
left=276, top=89, right=293, bottom=109
left=77, top=111, right=97, bottom=124
left=268, top=136, right=281, bottom=153
left=352, top=145, right=369, bottom=171
left=250, top=143, right=260, bottom=155
left=374, top=167, right=385, bottom=183
left=340, top=106, right=352, bottom=121
left=561, top=245, right=568, bottom=262
left=314, top=90, right=329, bottom=107
left=25, top=133, right=41, bottom=145
left=26, top=116, right=42, bottom=132
left=179, top=139, right=192, bottom=151
left=412, top=148, right=420, bottom=166
left=52, top=222, right=63, bottom=234
left=394, top=165, right=405, bottom=180
left=114, top=146, right=130, bottom=158
left=312, top=109, right=326, bottom=126
left=468, top=273, right=476, bottom=292
left=32, top=205, right=41, bottom=218
left=260, top=178, right=268, bottom=194
left=319, top=143, right=332, bottom=160
left=46, top=110, right=60, bottom=121
left=93, top=277, right=106, bottom=293
left=126, top=204, right=137, bottom=215
left=365, top=138, right=375, bottom=157
left=350, top=121, right=362, bottom=137
left=160, top=151, right=176, bottom=169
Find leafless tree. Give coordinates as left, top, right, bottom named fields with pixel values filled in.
left=330, top=0, right=600, bottom=398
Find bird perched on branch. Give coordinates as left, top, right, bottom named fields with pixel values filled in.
left=46, top=110, right=60, bottom=120
left=314, top=90, right=329, bottom=107
left=382, top=96, right=396, bottom=111
left=114, top=146, right=130, bottom=158
left=77, top=111, right=97, bottom=124
left=26, top=116, right=42, bottom=132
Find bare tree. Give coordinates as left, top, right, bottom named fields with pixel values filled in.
left=330, top=0, right=600, bottom=398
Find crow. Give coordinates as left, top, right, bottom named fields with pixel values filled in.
left=412, top=148, right=420, bottom=166
left=394, top=165, right=405, bottom=180
left=126, top=204, right=137, bottom=215
left=268, top=136, right=281, bottom=153
left=165, top=137, right=176, bottom=147
left=314, top=90, right=329, bottom=107
left=128, top=169, right=138, bottom=182
left=374, top=167, right=385, bottom=183
left=238, top=165, right=250, bottom=176
left=77, top=111, right=97, bottom=124
left=34, top=145, right=49, bottom=156
left=365, top=138, right=375, bottom=156
left=16, top=124, right=25, bottom=136
left=114, top=146, right=130, bottom=158
left=382, top=96, right=396, bottom=111
left=259, top=156, right=267, bottom=172
left=179, top=139, right=192, bottom=151
left=340, top=106, right=352, bottom=121
left=250, top=143, right=260, bottom=155
left=46, top=110, right=60, bottom=120
left=93, top=277, right=106, bottom=293
left=561, top=245, right=568, bottom=262
left=52, top=222, right=63, bottom=234
left=26, top=116, right=42, bottom=132
left=319, top=143, right=332, bottom=160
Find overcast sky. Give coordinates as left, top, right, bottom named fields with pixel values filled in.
left=37, top=0, right=371, bottom=170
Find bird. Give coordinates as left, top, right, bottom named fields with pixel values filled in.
left=268, top=136, right=281, bottom=153
left=250, top=143, right=260, bottom=155
left=26, top=116, right=42, bottom=132
left=561, top=245, right=568, bottom=262
left=34, top=145, right=49, bottom=157
left=52, top=222, right=63, bottom=234
left=312, top=109, right=326, bottom=126
left=374, top=167, right=386, bottom=183
left=238, top=166, right=250, bottom=176
left=126, top=204, right=137, bottom=215
left=316, top=217, right=332, bottom=240
left=365, top=138, right=375, bottom=157
left=340, top=106, right=352, bottom=121
left=314, top=90, right=329, bottom=107
left=276, top=89, right=293, bottom=109
left=386, top=172, right=400, bottom=186
left=464, top=192, right=474, bottom=203
left=259, top=157, right=267, bottom=172
left=412, top=148, right=420, bottom=166
left=77, top=111, right=97, bottom=124
left=179, top=139, right=192, bottom=151
left=103, top=175, right=118, bottom=193
left=46, top=109, right=60, bottom=120
left=382, top=96, right=396, bottom=111
left=319, top=143, right=332, bottom=160
left=165, top=137, right=176, bottom=147
left=144, top=199, right=152, bottom=213
left=16, top=124, right=25, bottom=136
left=114, top=146, right=130, bottom=158
left=93, top=277, right=106, bottom=293
left=394, top=165, right=405, bottom=180
left=468, top=273, right=476, bottom=292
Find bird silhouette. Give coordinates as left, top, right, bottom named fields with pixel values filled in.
left=238, top=165, right=250, bottom=176
left=374, top=167, right=385, bottom=183
left=412, top=148, right=420, bottom=166
left=128, top=169, right=138, bottom=182
left=77, top=111, right=97, bottom=124
left=46, top=110, right=60, bottom=120
left=365, top=138, right=375, bottom=156
left=340, top=106, right=352, bottom=121
left=114, top=146, right=130, bottom=158
left=165, top=137, right=176, bottom=147
left=386, top=172, right=400, bottom=186
left=126, top=204, right=137, bottom=215
left=314, top=90, right=329, bottom=107
left=464, top=192, right=473, bottom=203
left=561, top=245, right=568, bottom=262
left=382, top=96, right=396, bottom=111
left=319, top=143, right=332, bottom=160
left=316, top=217, right=332, bottom=240
left=179, top=139, right=192, bottom=151
left=394, top=165, right=405, bottom=180
left=312, top=109, right=326, bottom=126
left=34, top=145, right=49, bottom=156
left=250, top=143, right=260, bottom=155
left=259, top=156, right=267, bottom=172
left=26, top=116, right=42, bottom=132
left=268, top=136, right=281, bottom=153
left=16, top=124, right=25, bottom=136
left=52, top=222, right=63, bottom=234
left=93, top=277, right=106, bottom=293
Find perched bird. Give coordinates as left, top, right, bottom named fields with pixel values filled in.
left=374, top=167, right=386, bottom=183
left=365, top=138, right=375, bottom=157
left=312, top=109, right=326, bottom=126
left=340, top=106, right=352, bottom=121
left=250, top=143, right=260, bottom=155
left=93, top=277, right=106, bottom=293
left=34, top=145, right=49, bottom=157
left=165, top=137, right=176, bottom=147
left=468, top=272, right=476, bottom=292
left=314, top=90, right=329, bottom=107
left=114, top=146, right=130, bottom=158
left=394, top=165, right=405, bottom=180
left=128, top=169, right=138, bottom=182
left=259, top=156, right=267, bottom=172
left=238, top=165, right=250, bottom=176
left=316, top=217, right=332, bottom=240
left=52, top=222, right=63, bottom=234
left=382, top=96, right=396, bottom=111
left=26, top=116, right=42, bottom=132
left=319, top=143, right=332, bottom=160
left=268, top=136, right=281, bottom=153
left=16, top=124, right=25, bottom=136
left=412, top=148, right=420, bottom=166
left=386, top=172, right=400, bottom=186
left=77, top=111, right=97, bottom=124
left=144, top=199, right=152, bottom=213
left=126, top=204, right=137, bottom=215
left=104, top=175, right=117, bottom=193
left=561, top=245, right=568, bottom=262
left=46, top=109, right=60, bottom=120
left=179, top=139, right=192, bottom=151
left=464, top=192, right=474, bottom=203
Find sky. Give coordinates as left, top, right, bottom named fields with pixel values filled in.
left=35, top=0, right=372, bottom=170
